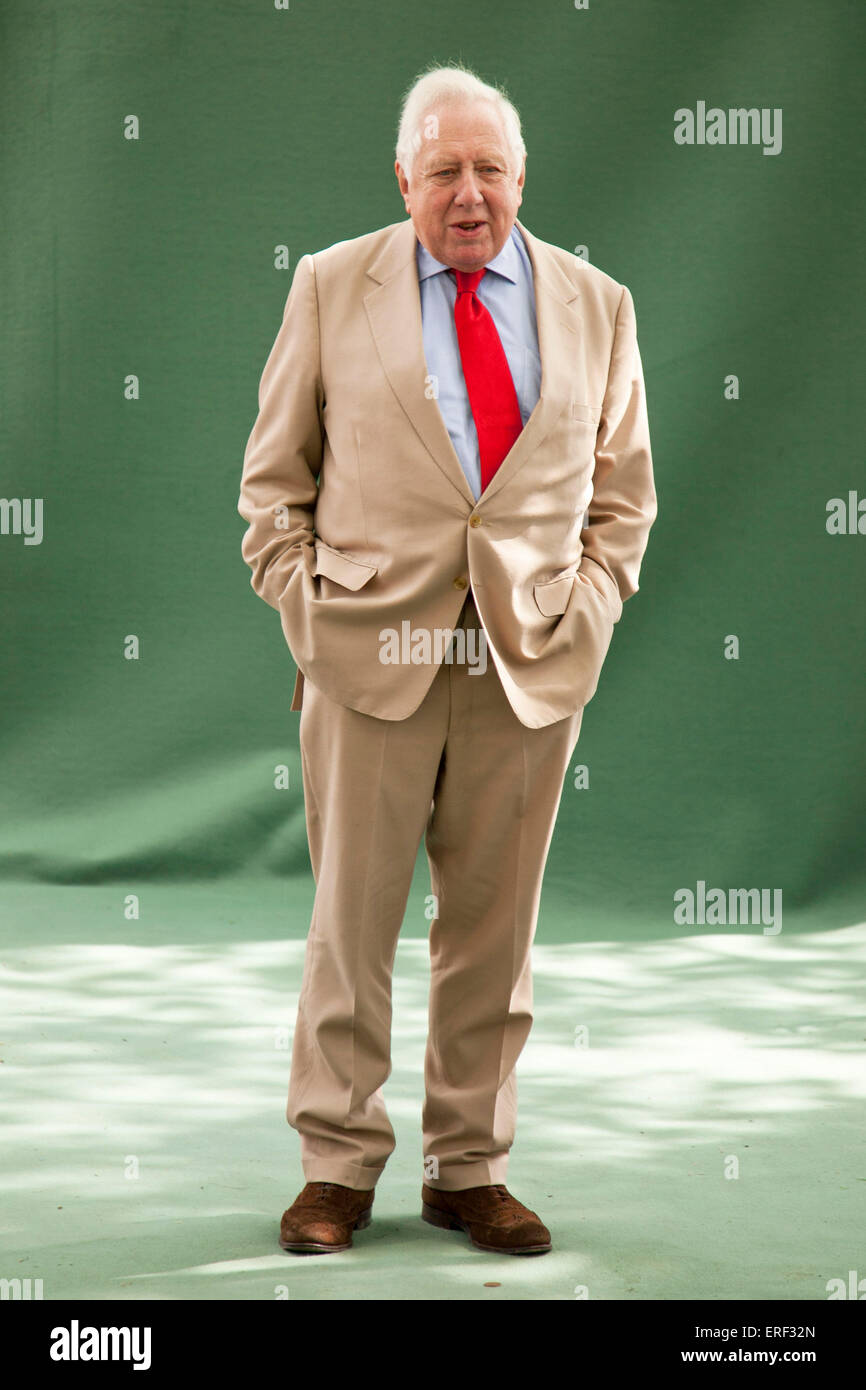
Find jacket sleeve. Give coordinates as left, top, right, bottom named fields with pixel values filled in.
left=578, top=283, right=657, bottom=622
left=237, top=253, right=324, bottom=611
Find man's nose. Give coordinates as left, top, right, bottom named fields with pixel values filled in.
left=454, top=172, right=484, bottom=207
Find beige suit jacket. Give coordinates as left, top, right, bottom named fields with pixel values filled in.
left=238, top=216, right=657, bottom=729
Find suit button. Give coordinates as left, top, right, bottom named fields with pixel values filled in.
left=469, top=515, right=482, bottom=527
left=453, top=576, right=467, bottom=590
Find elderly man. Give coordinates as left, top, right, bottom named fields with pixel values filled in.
left=238, top=63, right=657, bottom=1256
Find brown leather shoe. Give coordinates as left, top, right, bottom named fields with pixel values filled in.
left=279, top=1181, right=374, bottom=1254
left=421, top=1183, right=552, bottom=1255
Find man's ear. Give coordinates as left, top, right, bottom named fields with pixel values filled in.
left=395, top=160, right=410, bottom=210
left=516, top=157, right=526, bottom=204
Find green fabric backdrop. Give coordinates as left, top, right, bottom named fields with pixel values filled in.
left=2, top=0, right=863, bottom=932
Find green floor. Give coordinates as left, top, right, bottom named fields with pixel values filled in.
left=1, top=878, right=863, bottom=1301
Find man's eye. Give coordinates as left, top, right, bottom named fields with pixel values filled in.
left=430, top=166, right=500, bottom=177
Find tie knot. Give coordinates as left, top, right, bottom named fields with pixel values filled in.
left=451, top=267, right=485, bottom=295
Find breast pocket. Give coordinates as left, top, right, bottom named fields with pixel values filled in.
left=571, top=401, right=602, bottom=426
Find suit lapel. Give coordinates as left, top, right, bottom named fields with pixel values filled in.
left=364, top=221, right=474, bottom=503
left=481, top=218, right=583, bottom=503
left=363, top=217, right=582, bottom=504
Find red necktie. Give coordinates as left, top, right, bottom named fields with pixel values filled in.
left=450, top=268, right=524, bottom=492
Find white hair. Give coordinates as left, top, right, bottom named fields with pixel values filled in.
left=395, top=63, right=526, bottom=178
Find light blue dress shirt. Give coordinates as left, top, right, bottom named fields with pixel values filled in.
left=416, top=224, right=541, bottom=501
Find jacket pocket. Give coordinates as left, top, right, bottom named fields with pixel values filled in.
left=533, top=571, right=576, bottom=617
left=314, top=541, right=378, bottom=590
left=572, top=401, right=602, bottom=425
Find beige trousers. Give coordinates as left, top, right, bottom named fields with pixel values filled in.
left=288, top=590, right=583, bottom=1191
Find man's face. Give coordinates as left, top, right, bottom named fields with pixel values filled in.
left=395, top=100, right=525, bottom=273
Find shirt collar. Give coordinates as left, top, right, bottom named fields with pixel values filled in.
left=416, top=223, right=523, bottom=284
